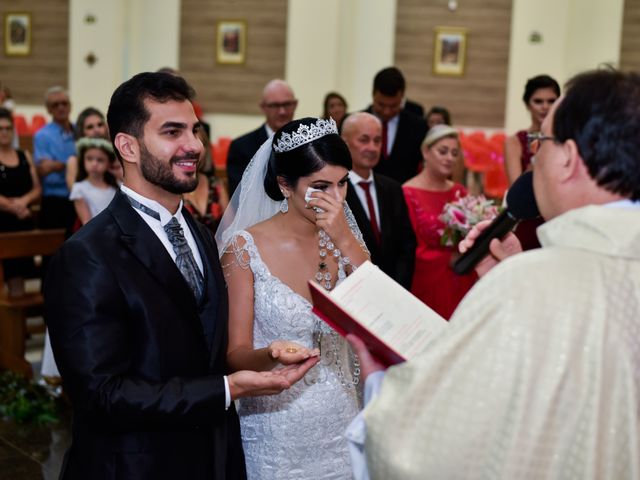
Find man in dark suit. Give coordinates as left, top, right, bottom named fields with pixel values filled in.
left=44, top=72, right=317, bottom=480
left=342, top=112, right=416, bottom=289
left=365, top=67, right=428, bottom=184
left=226, top=79, right=297, bottom=195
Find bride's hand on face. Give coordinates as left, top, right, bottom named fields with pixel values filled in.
left=268, top=340, right=320, bottom=366
left=308, top=191, right=351, bottom=244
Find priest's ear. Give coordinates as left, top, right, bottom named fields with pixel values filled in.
left=114, top=133, right=139, bottom=165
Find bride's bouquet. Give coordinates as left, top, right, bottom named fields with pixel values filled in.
left=439, top=192, right=500, bottom=247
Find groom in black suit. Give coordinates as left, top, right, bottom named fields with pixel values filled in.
left=44, top=72, right=317, bottom=480
left=343, top=112, right=416, bottom=289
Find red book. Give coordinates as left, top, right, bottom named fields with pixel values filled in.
left=309, top=261, right=447, bottom=367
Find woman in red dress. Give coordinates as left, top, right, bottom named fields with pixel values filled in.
left=403, top=125, right=477, bottom=319
left=504, top=75, right=560, bottom=250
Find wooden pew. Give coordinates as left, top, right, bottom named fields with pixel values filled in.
left=0, top=229, right=65, bottom=378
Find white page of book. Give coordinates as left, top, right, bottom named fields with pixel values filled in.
left=330, top=261, right=448, bottom=360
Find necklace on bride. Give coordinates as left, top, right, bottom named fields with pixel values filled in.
left=315, top=228, right=351, bottom=291
left=313, top=228, right=361, bottom=387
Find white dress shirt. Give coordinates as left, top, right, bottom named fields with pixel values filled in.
left=120, top=185, right=231, bottom=409
left=349, top=170, right=381, bottom=228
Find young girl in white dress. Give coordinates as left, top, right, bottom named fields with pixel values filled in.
left=217, top=117, right=369, bottom=479
left=69, top=137, right=118, bottom=225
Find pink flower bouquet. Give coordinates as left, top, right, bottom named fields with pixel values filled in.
left=439, top=193, right=500, bottom=247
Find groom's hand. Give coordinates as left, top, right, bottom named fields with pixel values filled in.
left=228, top=356, right=320, bottom=400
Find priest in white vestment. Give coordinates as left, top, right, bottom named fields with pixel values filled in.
left=347, top=68, right=640, bottom=479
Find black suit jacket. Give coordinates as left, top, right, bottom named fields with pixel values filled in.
left=404, top=98, right=425, bottom=118
left=365, top=107, right=428, bottom=184
left=347, top=174, right=416, bottom=289
left=44, top=191, right=246, bottom=480
left=227, top=125, right=268, bottom=196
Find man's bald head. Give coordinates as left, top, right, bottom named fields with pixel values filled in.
left=341, top=112, right=382, bottom=177
left=260, top=79, right=297, bottom=132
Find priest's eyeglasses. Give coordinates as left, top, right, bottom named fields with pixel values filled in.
left=527, top=132, right=557, bottom=155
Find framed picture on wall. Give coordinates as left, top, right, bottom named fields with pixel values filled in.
left=4, top=12, right=31, bottom=56
left=433, top=26, right=467, bottom=76
left=216, top=20, right=246, bottom=65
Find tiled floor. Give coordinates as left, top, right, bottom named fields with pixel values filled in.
left=1, top=307, right=72, bottom=480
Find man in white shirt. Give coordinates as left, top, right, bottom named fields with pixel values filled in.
left=44, top=71, right=317, bottom=480
left=349, top=68, right=640, bottom=479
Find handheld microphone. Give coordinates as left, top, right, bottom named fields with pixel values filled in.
left=453, top=171, right=539, bottom=275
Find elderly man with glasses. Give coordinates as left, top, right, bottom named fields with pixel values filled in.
left=226, top=79, right=298, bottom=196
left=33, top=86, right=76, bottom=231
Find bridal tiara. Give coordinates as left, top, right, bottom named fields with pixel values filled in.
left=273, top=117, right=338, bottom=153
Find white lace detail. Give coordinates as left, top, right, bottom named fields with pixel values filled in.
left=231, top=230, right=360, bottom=479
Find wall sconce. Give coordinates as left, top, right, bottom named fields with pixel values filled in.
left=448, top=0, right=458, bottom=11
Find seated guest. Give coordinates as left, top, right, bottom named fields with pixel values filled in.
left=342, top=112, right=415, bottom=289
left=227, top=79, right=297, bottom=196
left=322, top=91, right=348, bottom=130
left=402, top=125, right=477, bottom=319
left=0, top=107, right=41, bottom=296
left=365, top=67, right=427, bottom=184
left=65, top=107, right=109, bottom=190
left=349, top=68, right=640, bottom=479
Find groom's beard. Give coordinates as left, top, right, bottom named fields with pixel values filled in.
left=139, top=141, right=199, bottom=194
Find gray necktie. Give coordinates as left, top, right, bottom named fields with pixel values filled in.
left=126, top=194, right=204, bottom=301
left=164, top=217, right=205, bottom=302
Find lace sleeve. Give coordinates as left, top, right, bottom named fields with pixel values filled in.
left=220, top=232, right=252, bottom=279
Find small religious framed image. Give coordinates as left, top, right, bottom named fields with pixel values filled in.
left=4, top=12, right=31, bottom=56
left=433, top=26, right=467, bottom=76
left=216, top=20, right=246, bottom=65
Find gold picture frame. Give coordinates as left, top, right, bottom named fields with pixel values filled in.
left=433, top=26, right=467, bottom=76
left=4, top=12, right=31, bottom=56
left=216, top=20, right=246, bottom=65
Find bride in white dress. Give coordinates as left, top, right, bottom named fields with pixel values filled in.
left=216, top=117, right=369, bottom=479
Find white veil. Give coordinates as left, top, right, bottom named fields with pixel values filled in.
left=215, top=138, right=276, bottom=254
left=214, top=129, right=369, bottom=259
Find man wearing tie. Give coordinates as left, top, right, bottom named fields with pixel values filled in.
left=365, top=67, right=427, bottom=184
left=342, top=112, right=416, bottom=289
left=44, top=72, right=317, bottom=480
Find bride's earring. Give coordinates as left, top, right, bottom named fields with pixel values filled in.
left=280, top=191, right=289, bottom=214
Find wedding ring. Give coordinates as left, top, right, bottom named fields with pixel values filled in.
left=285, top=347, right=298, bottom=353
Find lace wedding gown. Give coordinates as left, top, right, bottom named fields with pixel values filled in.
left=228, top=230, right=360, bottom=480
